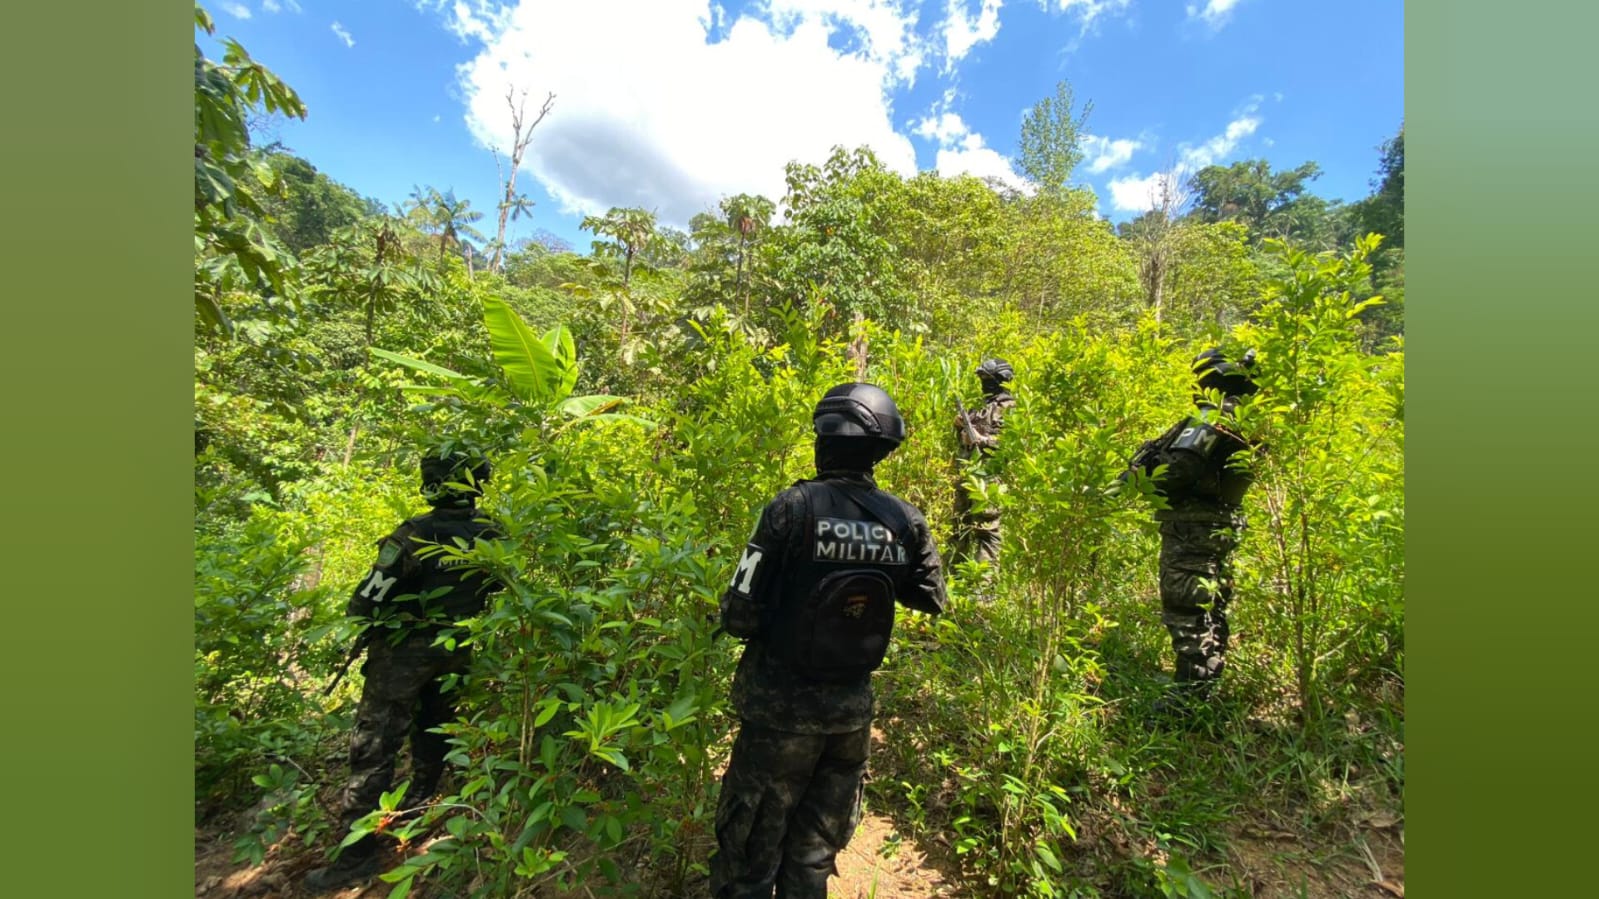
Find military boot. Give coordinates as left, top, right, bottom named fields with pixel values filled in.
left=1152, top=656, right=1216, bottom=720
left=303, top=835, right=386, bottom=894
left=1151, top=684, right=1207, bottom=720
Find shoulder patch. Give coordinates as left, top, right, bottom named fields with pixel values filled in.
left=729, top=542, right=767, bottom=597
left=1172, top=423, right=1221, bottom=457
left=376, top=539, right=404, bottom=569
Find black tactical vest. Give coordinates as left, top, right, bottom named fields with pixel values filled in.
left=1158, top=417, right=1255, bottom=515
left=388, top=507, right=501, bottom=624
left=768, top=479, right=915, bottom=683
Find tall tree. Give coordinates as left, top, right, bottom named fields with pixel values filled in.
left=722, top=193, right=775, bottom=315
left=490, top=88, right=556, bottom=272
left=260, top=152, right=374, bottom=254
left=1186, top=159, right=1326, bottom=244
left=766, top=146, right=908, bottom=330
left=406, top=186, right=487, bottom=271
left=581, top=207, right=660, bottom=290
left=1357, top=125, right=1404, bottom=250
left=1117, top=171, right=1189, bottom=323
left=1018, top=80, right=1093, bottom=196
left=1353, top=124, right=1405, bottom=343
left=300, top=216, right=438, bottom=462
left=193, top=2, right=307, bottom=333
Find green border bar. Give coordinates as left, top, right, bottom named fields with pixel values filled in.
left=0, top=2, right=193, bottom=896
left=1411, top=1, right=1599, bottom=894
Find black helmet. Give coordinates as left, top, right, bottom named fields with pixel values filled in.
left=812, top=383, right=906, bottom=445
left=977, top=357, right=1014, bottom=386
left=1193, top=348, right=1259, bottom=398
left=420, top=450, right=492, bottom=503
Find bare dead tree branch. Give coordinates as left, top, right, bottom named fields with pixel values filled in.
left=492, top=88, right=556, bottom=272
left=1133, top=161, right=1190, bottom=323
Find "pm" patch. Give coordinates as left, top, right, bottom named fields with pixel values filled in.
left=1173, top=426, right=1219, bottom=456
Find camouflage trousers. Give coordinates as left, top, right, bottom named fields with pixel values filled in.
left=335, top=630, right=468, bottom=845
left=1157, top=519, right=1241, bottom=688
left=952, top=482, right=1002, bottom=568
left=710, top=722, right=869, bottom=899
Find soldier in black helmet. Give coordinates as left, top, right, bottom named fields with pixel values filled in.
left=710, top=383, right=948, bottom=899
left=1123, top=349, right=1259, bottom=712
left=952, top=357, right=1016, bottom=570
left=305, top=449, right=505, bottom=893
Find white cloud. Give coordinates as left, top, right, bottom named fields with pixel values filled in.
left=1107, top=170, right=1180, bottom=213
left=419, top=0, right=513, bottom=43
left=331, top=21, right=356, bottom=48
left=935, top=139, right=1027, bottom=189
left=261, top=0, right=301, bottom=13
left=1182, top=109, right=1260, bottom=169
left=444, top=1, right=931, bottom=227
left=1080, top=133, right=1142, bottom=174
left=764, top=0, right=931, bottom=87
left=1186, top=0, right=1245, bottom=28
left=221, top=2, right=252, bottom=19
left=1040, top=0, right=1132, bottom=32
left=943, top=0, right=1003, bottom=68
left=911, top=106, right=1027, bottom=190
left=913, top=111, right=968, bottom=145
left=1106, top=100, right=1263, bottom=212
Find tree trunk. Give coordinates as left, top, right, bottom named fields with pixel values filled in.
left=342, top=420, right=359, bottom=466
left=736, top=235, right=749, bottom=317
left=493, top=150, right=510, bottom=273
left=493, top=89, right=555, bottom=272
left=846, top=311, right=868, bottom=379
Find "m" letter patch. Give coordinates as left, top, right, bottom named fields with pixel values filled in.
left=730, top=544, right=765, bottom=597
left=360, top=569, right=399, bottom=603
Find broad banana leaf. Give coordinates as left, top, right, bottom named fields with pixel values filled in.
left=541, top=324, right=580, bottom=399
left=481, top=295, right=561, bottom=404
left=369, top=347, right=475, bottom=384
left=556, top=394, right=656, bottom=429
left=557, top=394, right=625, bottom=417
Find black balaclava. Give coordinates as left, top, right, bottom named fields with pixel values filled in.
left=815, top=435, right=897, bottom=476
left=421, top=456, right=489, bottom=509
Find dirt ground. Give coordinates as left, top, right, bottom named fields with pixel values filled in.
left=196, top=806, right=955, bottom=899
left=197, top=727, right=1403, bottom=899
left=1220, top=816, right=1404, bottom=899
left=197, top=806, right=1402, bottom=899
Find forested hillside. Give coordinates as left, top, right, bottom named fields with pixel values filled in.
left=195, top=5, right=1404, bottom=897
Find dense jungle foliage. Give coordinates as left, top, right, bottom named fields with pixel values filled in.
left=195, top=6, right=1403, bottom=896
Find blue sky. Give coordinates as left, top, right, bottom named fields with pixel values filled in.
left=200, top=1, right=1403, bottom=253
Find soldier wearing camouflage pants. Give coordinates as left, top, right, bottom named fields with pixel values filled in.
left=1127, top=349, right=1259, bottom=709
left=305, top=450, right=503, bottom=893
left=712, top=384, right=948, bottom=899
left=951, top=358, right=1016, bottom=569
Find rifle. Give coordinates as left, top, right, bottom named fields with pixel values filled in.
left=1121, top=439, right=1161, bottom=483
left=322, top=631, right=371, bottom=697
left=953, top=395, right=983, bottom=449
left=1119, top=419, right=1187, bottom=485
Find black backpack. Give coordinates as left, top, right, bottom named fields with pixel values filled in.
left=772, top=481, right=911, bottom=683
